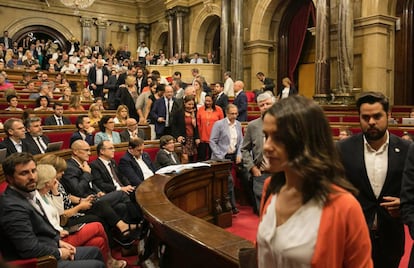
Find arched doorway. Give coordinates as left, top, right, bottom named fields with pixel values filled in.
left=13, top=25, right=68, bottom=52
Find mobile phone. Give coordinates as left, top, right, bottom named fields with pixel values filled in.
left=66, top=223, right=86, bottom=234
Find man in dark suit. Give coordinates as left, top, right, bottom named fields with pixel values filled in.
left=120, top=118, right=146, bottom=142
left=118, top=138, right=156, bottom=186
left=92, top=40, right=104, bottom=56
left=70, top=115, right=94, bottom=146
left=44, top=103, right=71, bottom=126
left=155, top=135, right=180, bottom=170
left=213, top=81, right=229, bottom=116
left=150, top=85, right=176, bottom=138
left=0, top=152, right=105, bottom=267
left=0, top=30, right=13, bottom=50
left=232, top=80, right=248, bottom=122
left=88, top=59, right=110, bottom=98
left=0, top=118, right=29, bottom=157
left=23, top=117, right=50, bottom=155
left=337, top=91, right=411, bottom=268
left=256, top=72, right=275, bottom=94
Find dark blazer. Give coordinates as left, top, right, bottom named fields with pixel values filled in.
left=70, top=131, right=94, bottom=147
left=117, top=87, right=139, bottom=121
left=215, top=93, right=229, bottom=116
left=337, top=133, right=410, bottom=259
left=400, top=144, right=414, bottom=238
left=60, top=158, right=102, bottom=198
left=119, top=129, right=146, bottom=142
left=0, top=187, right=61, bottom=260
left=151, top=97, right=176, bottom=136
left=0, top=36, right=12, bottom=49
left=233, top=91, right=248, bottom=122
left=155, top=149, right=180, bottom=170
left=87, top=66, right=110, bottom=87
left=277, top=85, right=298, bottom=99
left=0, top=137, right=30, bottom=157
left=44, top=115, right=71, bottom=126
left=262, top=77, right=275, bottom=92
left=23, top=133, right=50, bottom=155
left=171, top=107, right=199, bottom=140
left=118, top=151, right=155, bottom=186
left=90, top=158, right=130, bottom=193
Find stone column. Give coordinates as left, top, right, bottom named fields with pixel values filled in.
left=95, top=18, right=108, bottom=48
left=136, top=23, right=150, bottom=45
left=80, top=17, right=94, bottom=45
left=337, top=0, right=353, bottom=93
left=174, top=6, right=189, bottom=55
left=314, top=0, right=330, bottom=96
left=166, top=10, right=175, bottom=58
left=221, top=0, right=231, bottom=75
left=231, top=0, right=243, bottom=80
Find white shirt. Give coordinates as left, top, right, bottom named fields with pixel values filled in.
left=224, top=77, right=234, bottom=97
left=227, top=118, right=237, bottom=154
left=137, top=46, right=149, bottom=58
left=95, top=68, right=103, bottom=85
left=54, top=115, right=64, bottom=125
left=281, top=87, right=290, bottom=99
left=257, top=195, right=322, bottom=268
left=364, top=132, right=389, bottom=198
left=99, top=157, right=121, bottom=190
left=190, top=58, right=203, bottom=64
left=134, top=156, right=154, bottom=180
left=164, top=97, right=173, bottom=127
left=11, top=138, right=23, bottom=153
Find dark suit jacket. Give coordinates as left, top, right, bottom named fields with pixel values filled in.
left=0, top=187, right=61, bottom=260
left=262, top=77, right=275, bottom=92
left=0, top=137, right=30, bottom=157
left=87, top=66, right=110, bottom=87
left=44, top=115, right=71, bottom=126
left=233, top=91, right=248, bottom=122
left=119, top=129, right=146, bottom=142
left=90, top=158, right=130, bottom=193
left=215, top=93, right=229, bottom=116
left=61, top=158, right=102, bottom=198
left=337, top=133, right=410, bottom=258
left=277, top=85, right=298, bottom=99
left=118, top=151, right=155, bottom=186
left=117, top=87, right=139, bottom=121
left=150, top=97, right=176, bottom=136
left=70, top=131, right=94, bottom=147
left=400, top=144, right=414, bottom=238
left=0, top=37, right=12, bottom=49
left=171, top=107, right=199, bottom=140
left=155, top=149, right=180, bottom=170
left=23, top=134, right=50, bottom=155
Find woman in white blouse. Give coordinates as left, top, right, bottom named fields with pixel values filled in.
left=257, top=95, right=372, bottom=267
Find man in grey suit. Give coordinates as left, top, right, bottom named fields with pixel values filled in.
left=241, top=92, right=275, bottom=214
left=210, top=104, right=243, bottom=214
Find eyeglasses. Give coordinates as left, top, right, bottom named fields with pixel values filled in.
left=77, top=148, right=91, bottom=152
left=102, top=147, right=115, bottom=151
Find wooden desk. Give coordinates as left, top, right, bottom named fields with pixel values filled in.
left=136, top=161, right=254, bottom=267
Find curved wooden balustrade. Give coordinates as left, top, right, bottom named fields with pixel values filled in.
left=136, top=161, right=254, bottom=268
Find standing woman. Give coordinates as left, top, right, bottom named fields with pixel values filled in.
left=257, top=95, right=372, bottom=267
left=144, top=83, right=164, bottom=140
left=172, top=95, right=200, bottom=163
left=194, top=79, right=206, bottom=108
left=277, top=77, right=297, bottom=101
left=196, top=93, right=224, bottom=160
left=94, top=115, right=121, bottom=145
left=118, top=75, right=139, bottom=121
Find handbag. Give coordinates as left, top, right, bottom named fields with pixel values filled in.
left=238, top=247, right=258, bottom=268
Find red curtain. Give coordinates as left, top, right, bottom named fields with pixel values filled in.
left=288, top=1, right=315, bottom=80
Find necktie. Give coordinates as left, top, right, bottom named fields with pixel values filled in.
left=170, top=153, right=177, bottom=164
left=166, top=99, right=171, bottom=126
left=108, top=162, right=123, bottom=187
left=37, top=137, right=47, bottom=153
left=58, top=118, right=63, bottom=126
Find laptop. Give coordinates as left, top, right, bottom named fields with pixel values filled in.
left=46, top=141, right=63, bottom=153
left=0, top=148, right=7, bottom=163
left=402, top=118, right=414, bottom=125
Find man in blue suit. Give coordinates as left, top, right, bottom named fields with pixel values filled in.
left=232, top=80, right=248, bottom=122
left=118, top=138, right=156, bottom=186
left=150, top=85, right=176, bottom=139
left=210, top=104, right=243, bottom=214
left=0, top=152, right=105, bottom=267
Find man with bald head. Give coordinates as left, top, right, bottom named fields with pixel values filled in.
left=150, top=85, right=176, bottom=138
left=120, top=118, right=146, bottom=142
left=232, top=80, right=248, bottom=122
left=88, top=59, right=110, bottom=98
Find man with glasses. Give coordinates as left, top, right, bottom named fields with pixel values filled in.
left=0, top=118, right=29, bottom=157
left=118, top=138, right=156, bottom=186
left=120, top=118, right=146, bottom=142
left=210, top=104, right=243, bottom=214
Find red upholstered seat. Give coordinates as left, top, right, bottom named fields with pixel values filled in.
left=245, top=91, right=255, bottom=102
left=47, top=132, right=72, bottom=149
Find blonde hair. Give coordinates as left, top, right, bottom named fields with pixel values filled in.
left=125, top=75, right=136, bottom=87
left=38, top=154, right=67, bottom=173
left=36, top=164, right=57, bottom=190
left=116, top=105, right=129, bottom=123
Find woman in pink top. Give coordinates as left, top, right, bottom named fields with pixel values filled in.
left=257, top=95, right=372, bottom=268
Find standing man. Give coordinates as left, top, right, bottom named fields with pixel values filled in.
left=88, top=59, right=110, bottom=98
left=210, top=104, right=243, bottom=214
left=150, top=84, right=176, bottom=138
left=214, top=82, right=229, bottom=116
left=136, top=42, right=149, bottom=64
left=241, top=92, right=275, bottom=214
left=0, top=30, right=12, bottom=50
left=44, top=103, right=71, bottom=125
left=23, top=117, right=50, bottom=155
left=337, top=91, right=410, bottom=268
left=0, top=118, right=29, bottom=157
left=223, top=71, right=234, bottom=97
left=0, top=152, right=105, bottom=267
left=233, top=80, right=248, bottom=122
left=256, top=72, right=275, bottom=94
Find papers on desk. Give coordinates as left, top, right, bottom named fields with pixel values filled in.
left=155, top=162, right=211, bottom=175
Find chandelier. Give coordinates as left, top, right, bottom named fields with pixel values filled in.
left=60, top=0, right=95, bottom=9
